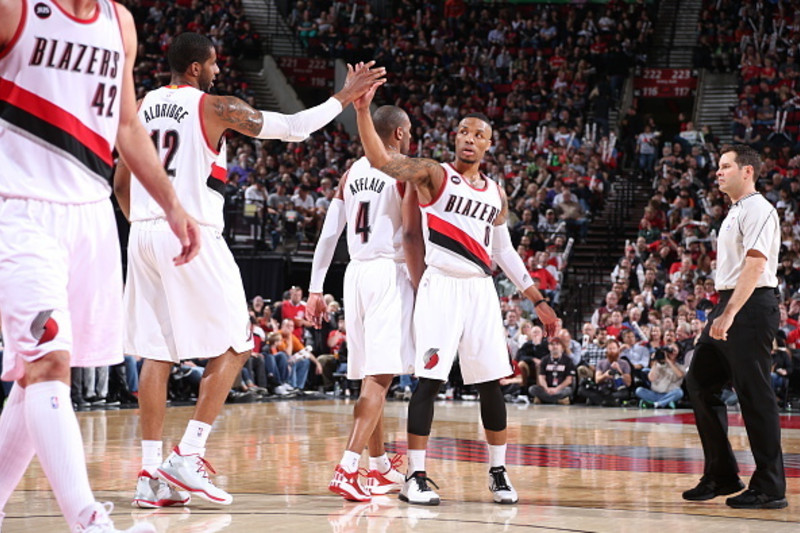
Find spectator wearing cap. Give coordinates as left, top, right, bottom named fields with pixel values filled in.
left=529, top=336, right=575, bottom=405
left=537, top=208, right=565, bottom=242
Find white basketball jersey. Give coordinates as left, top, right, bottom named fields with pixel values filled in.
left=129, top=85, right=226, bottom=230
left=0, top=0, right=124, bottom=203
left=343, top=157, right=404, bottom=262
left=421, top=163, right=502, bottom=277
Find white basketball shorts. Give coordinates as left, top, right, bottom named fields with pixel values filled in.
left=124, top=219, right=253, bottom=363
left=413, top=267, right=511, bottom=385
left=343, top=258, right=414, bottom=380
left=0, top=197, right=124, bottom=381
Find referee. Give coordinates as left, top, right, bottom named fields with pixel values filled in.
left=682, top=145, right=786, bottom=509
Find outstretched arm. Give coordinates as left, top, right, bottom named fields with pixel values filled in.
left=204, top=62, right=385, bottom=146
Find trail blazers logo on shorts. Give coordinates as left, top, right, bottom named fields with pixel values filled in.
left=31, top=310, right=58, bottom=346
left=423, top=348, right=440, bottom=370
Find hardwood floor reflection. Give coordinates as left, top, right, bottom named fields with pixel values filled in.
left=4, top=399, right=800, bottom=532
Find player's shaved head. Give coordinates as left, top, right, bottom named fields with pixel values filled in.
left=373, top=106, right=410, bottom=141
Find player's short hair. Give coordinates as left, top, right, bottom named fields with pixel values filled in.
left=725, top=144, right=762, bottom=177
left=373, top=106, right=409, bottom=141
left=168, top=32, right=214, bottom=74
left=462, top=112, right=492, bottom=129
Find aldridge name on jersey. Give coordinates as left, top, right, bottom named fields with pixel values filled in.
left=142, top=103, right=189, bottom=123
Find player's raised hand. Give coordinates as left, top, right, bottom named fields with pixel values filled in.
left=334, top=61, right=386, bottom=108
left=305, top=292, right=328, bottom=329
left=353, top=81, right=380, bottom=113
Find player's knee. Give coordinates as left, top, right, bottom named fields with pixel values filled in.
left=477, top=380, right=507, bottom=432
left=407, top=378, right=441, bottom=436
left=412, top=377, right=441, bottom=403
left=22, top=350, right=72, bottom=386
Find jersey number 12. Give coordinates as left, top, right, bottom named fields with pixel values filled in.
left=150, top=129, right=180, bottom=177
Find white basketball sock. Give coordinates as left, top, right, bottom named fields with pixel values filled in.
left=141, top=440, right=163, bottom=476
left=25, top=381, right=95, bottom=528
left=407, top=449, right=426, bottom=475
left=339, top=450, right=361, bottom=474
left=178, top=420, right=211, bottom=456
left=0, top=386, right=35, bottom=511
left=488, top=444, right=507, bottom=468
left=369, top=453, right=392, bottom=473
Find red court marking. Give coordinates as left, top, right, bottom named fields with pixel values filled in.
left=386, top=437, right=800, bottom=477
left=616, top=412, right=800, bottom=429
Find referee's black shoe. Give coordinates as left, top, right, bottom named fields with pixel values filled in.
left=682, top=477, right=745, bottom=501
left=726, top=489, right=788, bottom=509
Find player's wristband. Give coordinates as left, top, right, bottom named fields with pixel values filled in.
left=533, top=299, right=546, bottom=307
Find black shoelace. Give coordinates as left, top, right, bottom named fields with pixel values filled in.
left=490, top=468, right=511, bottom=491
left=412, top=473, right=440, bottom=492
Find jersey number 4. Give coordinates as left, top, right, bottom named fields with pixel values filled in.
left=150, top=129, right=180, bottom=177
left=355, top=201, right=371, bottom=243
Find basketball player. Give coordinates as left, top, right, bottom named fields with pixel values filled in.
left=113, top=32, right=384, bottom=507
left=306, top=100, right=415, bottom=502
left=355, top=88, right=559, bottom=505
left=0, top=0, right=200, bottom=531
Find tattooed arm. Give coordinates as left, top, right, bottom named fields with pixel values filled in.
left=202, top=95, right=342, bottom=147
left=202, top=63, right=385, bottom=147
left=355, top=99, right=443, bottom=202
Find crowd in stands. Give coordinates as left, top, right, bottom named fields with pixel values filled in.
left=695, top=0, right=800, bottom=156
left=226, top=0, right=660, bottom=249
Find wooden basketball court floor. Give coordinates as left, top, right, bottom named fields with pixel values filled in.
left=3, top=398, right=800, bottom=532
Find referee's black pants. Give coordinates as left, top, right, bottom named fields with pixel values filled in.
left=685, top=287, right=785, bottom=498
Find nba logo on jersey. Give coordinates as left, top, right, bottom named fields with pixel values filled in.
left=423, top=348, right=440, bottom=370
left=34, top=2, right=51, bottom=18
left=50, top=396, right=59, bottom=409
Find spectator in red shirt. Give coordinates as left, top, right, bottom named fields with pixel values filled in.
left=279, top=286, right=313, bottom=340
